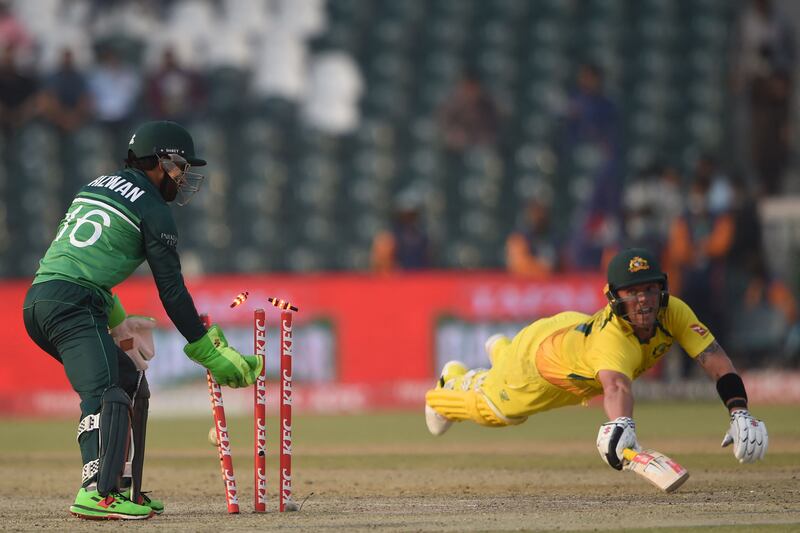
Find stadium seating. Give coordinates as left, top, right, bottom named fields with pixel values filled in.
left=2, top=0, right=739, bottom=277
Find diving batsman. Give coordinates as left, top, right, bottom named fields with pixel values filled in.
left=426, top=248, right=768, bottom=471
left=23, top=121, right=263, bottom=520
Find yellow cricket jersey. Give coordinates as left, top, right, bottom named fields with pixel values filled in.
left=522, top=296, right=715, bottom=399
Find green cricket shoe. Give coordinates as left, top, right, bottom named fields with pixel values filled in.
left=121, top=489, right=165, bottom=514
left=70, top=487, right=154, bottom=520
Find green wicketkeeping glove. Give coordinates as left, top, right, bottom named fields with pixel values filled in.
left=184, top=325, right=263, bottom=388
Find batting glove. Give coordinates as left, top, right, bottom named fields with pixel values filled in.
left=111, top=316, right=156, bottom=371
left=721, top=409, right=768, bottom=463
left=597, top=416, right=641, bottom=470
left=184, top=325, right=262, bottom=388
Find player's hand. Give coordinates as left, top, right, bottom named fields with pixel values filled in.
left=184, top=325, right=263, bottom=388
left=721, top=409, right=768, bottom=463
left=596, top=416, right=641, bottom=470
left=111, top=315, right=156, bottom=371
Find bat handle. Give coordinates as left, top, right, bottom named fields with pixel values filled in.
left=622, top=448, right=638, bottom=462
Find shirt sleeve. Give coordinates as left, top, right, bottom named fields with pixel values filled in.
left=141, top=206, right=206, bottom=343
left=664, top=296, right=715, bottom=358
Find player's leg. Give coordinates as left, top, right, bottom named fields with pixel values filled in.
left=23, top=282, right=153, bottom=520
left=426, top=315, right=588, bottom=435
left=425, top=364, right=527, bottom=435
left=477, top=314, right=588, bottom=418
left=118, top=369, right=164, bottom=514
left=63, top=333, right=152, bottom=520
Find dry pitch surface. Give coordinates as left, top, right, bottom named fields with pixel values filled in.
left=1, top=403, right=798, bottom=532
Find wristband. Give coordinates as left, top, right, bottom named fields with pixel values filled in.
left=716, top=372, right=748, bottom=410
left=108, top=294, right=127, bottom=329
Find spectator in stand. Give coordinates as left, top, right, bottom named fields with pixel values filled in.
left=728, top=252, right=800, bottom=367
left=87, top=44, right=142, bottom=149
left=623, top=164, right=684, bottom=239
left=621, top=163, right=684, bottom=263
left=723, top=175, right=765, bottom=309
left=668, top=168, right=735, bottom=375
left=0, top=1, right=32, bottom=55
left=505, top=197, right=560, bottom=279
left=145, top=47, right=206, bottom=123
left=732, top=0, right=794, bottom=196
left=620, top=205, right=666, bottom=258
left=562, top=63, right=623, bottom=270
left=371, top=189, right=431, bottom=273
left=438, top=69, right=500, bottom=151
left=0, top=43, right=37, bottom=135
left=38, top=48, right=92, bottom=133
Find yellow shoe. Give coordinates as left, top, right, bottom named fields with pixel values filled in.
left=437, top=360, right=468, bottom=389
left=426, top=360, right=468, bottom=436
left=484, top=334, right=510, bottom=364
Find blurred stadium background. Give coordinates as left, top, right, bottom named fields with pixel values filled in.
left=1, top=0, right=799, bottom=417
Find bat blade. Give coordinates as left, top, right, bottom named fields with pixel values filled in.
left=622, top=448, right=689, bottom=493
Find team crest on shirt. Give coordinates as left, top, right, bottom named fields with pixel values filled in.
left=628, top=257, right=650, bottom=272
left=690, top=324, right=708, bottom=336
left=652, top=342, right=670, bottom=358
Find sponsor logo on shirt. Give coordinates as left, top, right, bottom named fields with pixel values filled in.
left=161, top=233, right=178, bottom=247
left=690, top=324, right=708, bottom=336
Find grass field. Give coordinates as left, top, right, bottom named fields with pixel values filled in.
left=2, top=402, right=799, bottom=531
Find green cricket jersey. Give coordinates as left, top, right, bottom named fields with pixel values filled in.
left=34, top=168, right=206, bottom=342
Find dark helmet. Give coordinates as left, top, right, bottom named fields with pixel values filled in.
left=605, top=248, right=669, bottom=316
left=127, top=120, right=206, bottom=166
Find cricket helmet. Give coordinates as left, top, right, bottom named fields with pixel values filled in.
left=127, top=121, right=206, bottom=205
left=127, top=120, right=206, bottom=166
left=605, top=247, right=669, bottom=316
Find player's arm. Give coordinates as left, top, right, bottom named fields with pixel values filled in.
left=597, top=370, right=633, bottom=419
left=141, top=212, right=261, bottom=388
left=694, top=340, right=768, bottom=463
left=695, top=340, right=739, bottom=390
left=595, top=369, right=640, bottom=470
left=141, top=215, right=206, bottom=342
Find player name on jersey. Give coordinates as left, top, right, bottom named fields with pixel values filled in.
left=87, top=175, right=146, bottom=203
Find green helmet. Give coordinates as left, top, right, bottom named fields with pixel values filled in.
left=605, top=248, right=669, bottom=316
left=607, top=248, right=666, bottom=291
left=127, top=121, right=206, bottom=166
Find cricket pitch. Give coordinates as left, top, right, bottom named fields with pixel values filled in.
left=2, top=402, right=798, bottom=532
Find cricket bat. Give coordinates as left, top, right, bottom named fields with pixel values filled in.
left=622, top=448, right=689, bottom=493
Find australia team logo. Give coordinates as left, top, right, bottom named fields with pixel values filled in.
left=628, top=256, right=650, bottom=272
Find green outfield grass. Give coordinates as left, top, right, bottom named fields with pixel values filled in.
left=4, top=401, right=798, bottom=453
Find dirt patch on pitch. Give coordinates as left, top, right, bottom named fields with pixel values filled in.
left=2, top=443, right=799, bottom=532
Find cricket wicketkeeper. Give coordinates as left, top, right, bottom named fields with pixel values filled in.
left=426, top=248, right=768, bottom=470
left=22, top=121, right=263, bottom=520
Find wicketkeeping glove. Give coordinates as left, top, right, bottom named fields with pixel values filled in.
left=184, top=325, right=262, bottom=388
left=596, top=416, right=641, bottom=470
left=110, top=316, right=156, bottom=371
left=721, top=409, right=768, bottom=463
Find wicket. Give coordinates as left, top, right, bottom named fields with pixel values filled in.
left=201, top=301, right=297, bottom=514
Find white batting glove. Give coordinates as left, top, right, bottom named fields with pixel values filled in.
left=597, top=416, right=641, bottom=470
left=111, top=316, right=156, bottom=371
left=721, top=409, right=768, bottom=463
